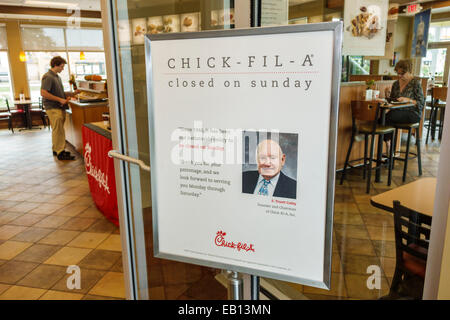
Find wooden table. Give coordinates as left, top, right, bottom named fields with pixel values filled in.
left=370, top=177, right=436, bottom=216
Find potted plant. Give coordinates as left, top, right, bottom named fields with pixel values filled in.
left=365, top=80, right=377, bottom=100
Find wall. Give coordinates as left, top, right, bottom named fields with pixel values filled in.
left=378, top=16, right=413, bottom=75
left=289, top=0, right=325, bottom=23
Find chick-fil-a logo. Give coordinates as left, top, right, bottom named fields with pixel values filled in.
left=214, top=231, right=255, bottom=253
left=84, top=143, right=110, bottom=194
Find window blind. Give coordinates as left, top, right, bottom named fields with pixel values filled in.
left=0, top=26, right=7, bottom=50
left=21, top=26, right=66, bottom=51
left=66, top=28, right=104, bottom=50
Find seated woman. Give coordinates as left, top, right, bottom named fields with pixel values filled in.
left=386, top=59, right=425, bottom=126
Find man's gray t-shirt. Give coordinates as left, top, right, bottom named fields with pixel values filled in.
left=41, top=69, right=65, bottom=110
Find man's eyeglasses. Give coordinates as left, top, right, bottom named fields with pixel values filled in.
left=396, top=70, right=406, bottom=76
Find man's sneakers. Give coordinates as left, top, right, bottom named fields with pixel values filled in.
left=55, top=150, right=75, bottom=160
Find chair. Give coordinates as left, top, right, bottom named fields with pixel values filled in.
left=0, top=97, right=13, bottom=133
left=340, top=101, right=396, bottom=193
left=425, top=86, right=446, bottom=144
left=30, top=97, right=48, bottom=128
left=392, top=121, right=422, bottom=183
left=389, top=200, right=431, bottom=299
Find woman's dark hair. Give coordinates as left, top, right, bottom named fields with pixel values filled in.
left=50, top=56, right=67, bottom=68
left=394, top=60, right=412, bottom=73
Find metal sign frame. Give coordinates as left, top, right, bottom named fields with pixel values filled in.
left=145, top=22, right=342, bottom=289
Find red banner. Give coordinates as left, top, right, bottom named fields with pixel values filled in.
left=82, top=125, right=119, bottom=226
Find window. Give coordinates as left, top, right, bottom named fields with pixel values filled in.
left=429, top=21, right=450, bottom=43
left=21, top=26, right=106, bottom=101
left=25, top=52, right=70, bottom=102
left=67, top=52, right=106, bottom=80
left=349, top=56, right=370, bottom=75
left=65, top=28, right=103, bottom=50
left=21, top=27, right=66, bottom=51
left=0, top=26, right=13, bottom=104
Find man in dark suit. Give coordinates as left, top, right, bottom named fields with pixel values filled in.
left=242, top=139, right=297, bottom=199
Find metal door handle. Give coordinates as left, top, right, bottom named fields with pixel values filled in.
left=108, top=150, right=150, bottom=172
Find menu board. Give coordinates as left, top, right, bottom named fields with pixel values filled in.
left=147, top=16, right=164, bottom=35
left=145, top=23, right=342, bottom=288
left=180, top=12, right=200, bottom=32
left=163, top=15, right=181, bottom=33
left=131, top=18, right=147, bottom=45
left=343, top=0, right=388, bottom=56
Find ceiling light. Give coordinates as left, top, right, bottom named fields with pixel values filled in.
left=19, top=51, right=27, bottom=62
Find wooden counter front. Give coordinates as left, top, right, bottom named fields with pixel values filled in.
left=65, top=100, right=109, bottom=154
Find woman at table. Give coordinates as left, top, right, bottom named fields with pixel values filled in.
left=385, top=59, right=425, bottom=126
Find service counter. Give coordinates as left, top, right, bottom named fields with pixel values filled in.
left=65, top=100, right=109, bottom=154
left=82, top=121, right=118, bottom=226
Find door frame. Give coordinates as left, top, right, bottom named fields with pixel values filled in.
left=100, top=0, right=138, bottom=300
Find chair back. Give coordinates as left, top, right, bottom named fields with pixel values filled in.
left=393, top=200, right=431, bottom=264
left=432, top=86, right=448, bottom=103
left=0, top=97, right=11, bottom=112
left=351, top=101, right=380, bottom=122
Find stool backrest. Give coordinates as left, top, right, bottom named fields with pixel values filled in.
left=393, top=200, right=431, bottom=264
left=0, top=97, right=11, bottom=113
left=432, top=86, right=447, bottom=102
left=351, top=101, right=380, bottom=122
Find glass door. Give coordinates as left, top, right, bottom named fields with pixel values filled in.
left=101, top=0, right=237, bottom=300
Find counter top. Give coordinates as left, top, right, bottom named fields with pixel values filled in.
left=69, top=100, right=108, bottom=108
left=84, top=121, right=111, bottom=140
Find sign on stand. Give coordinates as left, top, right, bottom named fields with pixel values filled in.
left=145, top=22, right=342, bottom=289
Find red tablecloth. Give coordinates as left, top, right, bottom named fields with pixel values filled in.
left=82, top=124, right=119, bottom=226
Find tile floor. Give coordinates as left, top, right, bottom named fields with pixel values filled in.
left=0, top=129, right=124, bottom=300
left=0, top=128, right=442, bottom=300
left=282, top=134, right=441, bottom=300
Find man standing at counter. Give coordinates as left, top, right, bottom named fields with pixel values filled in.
left=40, top=56, right=78, bottom=160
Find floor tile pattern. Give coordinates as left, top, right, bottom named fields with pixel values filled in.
left=0, top=129, right=124, bottom=300
left=283, top=134, right=441, bottom=299
left=0, top=128, right=441, bottom=300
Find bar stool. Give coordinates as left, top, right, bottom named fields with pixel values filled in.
left=392, top=122, right=422, bottom=182
left=340, top=101, right=396, bottom=194
left=425, top=86, right=446, bottom=144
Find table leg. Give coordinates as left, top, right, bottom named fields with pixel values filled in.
left=431, top=107, right=437, bottom=140
left=25, top=105, right=32, bottom=129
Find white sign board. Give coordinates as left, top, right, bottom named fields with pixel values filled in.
left=146, top=23, right=341, bottom=288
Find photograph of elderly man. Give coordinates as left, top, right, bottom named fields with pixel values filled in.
left=242, top=137, right=297, bottom=199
